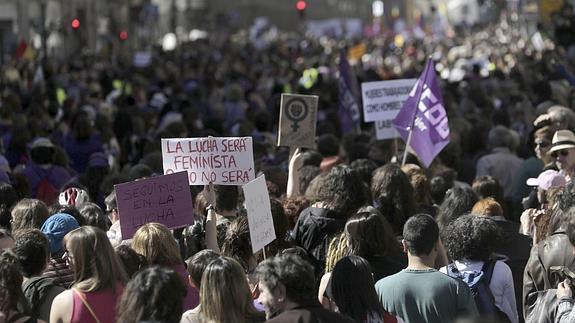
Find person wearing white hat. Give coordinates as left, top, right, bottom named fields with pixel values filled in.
left=549, top=130, right=575, bottom=182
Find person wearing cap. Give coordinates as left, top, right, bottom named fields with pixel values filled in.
left=520, top=170, right=566, bottom=239
left=41, top=213, right=80, bottom=288
left=19, top=137, right=72, bottom=206
left=548, top=130, right=575, bottom=182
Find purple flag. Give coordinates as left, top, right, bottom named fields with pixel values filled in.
left=392, top=58, right=449, bottom=167
left=338, top=51, right=361, bottom=134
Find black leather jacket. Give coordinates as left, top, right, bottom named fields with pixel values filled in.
left=523, top=231, right=575, bottom=318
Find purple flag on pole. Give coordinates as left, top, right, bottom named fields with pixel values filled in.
left=392, top=58, right=450, bottom=167
left=338, top=50, right=361, bottom=134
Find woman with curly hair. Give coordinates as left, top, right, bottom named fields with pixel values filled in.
left=293, top=165, right=369, bottom=272
left=440, top=214, right=517, bottom=323
left=0, top=249, right=38, bottom=323
left=371, top=164, right=416, bottom=235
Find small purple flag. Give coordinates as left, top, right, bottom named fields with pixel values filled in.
left=392, top=58, right=449, bottom=167
left=338, top=51, right=361, bottom=134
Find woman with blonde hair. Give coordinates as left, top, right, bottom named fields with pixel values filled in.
left=11, top=198, right=49, bottom=233
left=132, top=222, right=198, bottom=310
left=49, top=226, right=127, bottom=323
left=197, top=256, right=265, bottom=323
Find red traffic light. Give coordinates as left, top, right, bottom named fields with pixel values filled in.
left=119, top=31, right=128, bottom=41
left=71, top=18, right=81, bottom=29
left=296, top=0, right=307, bottom=11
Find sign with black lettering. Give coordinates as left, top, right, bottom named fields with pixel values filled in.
left=162, top=137, right=255, bottom=185
left=243, top=175, right=276, bottom=253
left=361, top=79, right=417, bottom=122
left=375, top=119, right=400, bottom=140
left=115, top=171, right=193, bottom=239
left=278, top=93, right=318, bottom=149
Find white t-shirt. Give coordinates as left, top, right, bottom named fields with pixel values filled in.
left=440, top=260, right=518, bottom=323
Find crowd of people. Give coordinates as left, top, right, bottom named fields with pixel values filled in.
left=0, top=3, right=575, bottom=323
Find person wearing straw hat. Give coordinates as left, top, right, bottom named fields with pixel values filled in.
left=548, top=130, right=575, bottom=182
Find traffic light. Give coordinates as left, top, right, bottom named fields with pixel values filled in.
left=296, top=0, right=307, bottom=18
left=71, top=18, right=81, bottom=30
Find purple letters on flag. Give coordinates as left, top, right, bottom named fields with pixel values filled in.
left=338, top=51, right=361, bottom=134
left=392, top=59, right=450, bottom=167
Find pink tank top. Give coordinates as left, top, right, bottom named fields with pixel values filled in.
left=71, top=284, right=124, bottom=323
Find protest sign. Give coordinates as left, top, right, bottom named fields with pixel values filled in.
left=115, top=171, right=193, bottom=239
left=361, top=79, right=417, bottom=122
left=278, top=94, right=318, bottom=148
left=162, top=137, right=255, bottom=185
left=375, top=119, right=400, bottom=140
left=242, top=175, right=276, bottom=253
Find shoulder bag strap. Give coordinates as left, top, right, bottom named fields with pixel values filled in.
left=482, top=260, right=496, bottom=284
left=73, top=289, right=101, bottom=323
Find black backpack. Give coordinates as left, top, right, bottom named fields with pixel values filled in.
left=446, top=260, right=511, bottom=322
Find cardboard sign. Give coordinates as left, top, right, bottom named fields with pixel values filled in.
left=278, top=94, right=318, bottom=149
left=375, top=119, right=400, bottom=140
left=361, top=79, right=417, bottom=122
left=243, top=175, right=276, bottom=253
left=162, top=137, right=255, bottom=185
left=115, top=171, right=193, bottom=239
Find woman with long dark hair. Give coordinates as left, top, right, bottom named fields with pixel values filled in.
left=329, top=256, right=401, bottom=323
left=371, top=164, right=416, bottom=235
left=116, top=266, right=187, bottom=323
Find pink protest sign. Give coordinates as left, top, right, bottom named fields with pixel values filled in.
left=114, top=171, right=194, bottom=239
left=161, top=137, right=255, bottom=185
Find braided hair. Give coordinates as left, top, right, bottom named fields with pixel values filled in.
left=325, top=233, right=349, bottom=273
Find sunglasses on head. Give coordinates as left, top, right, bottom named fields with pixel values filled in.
left=552, top=150, right=570, bottom=158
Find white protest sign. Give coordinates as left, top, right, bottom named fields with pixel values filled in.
left=375, top=119, right=400, bottom=140
left=162, top=137, right=255, bottom=185
left=243, top=175, right=276, bottom=253
left=278, top=93, right=318, bottom=149
left=361, top=79, right=417, bottom=122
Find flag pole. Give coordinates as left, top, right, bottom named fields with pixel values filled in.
left=401, top=129, right=412, bottom=166
left=400, top=57, right=433, bottom=167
